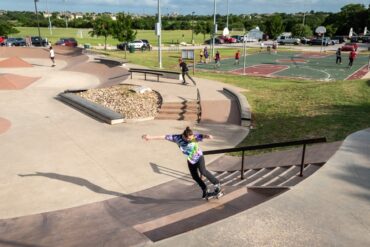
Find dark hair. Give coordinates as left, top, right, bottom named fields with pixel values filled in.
left=183, top=126, right=193, bottom=137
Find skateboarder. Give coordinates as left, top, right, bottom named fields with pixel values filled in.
left=49, top=46, right=55, bottom=67
left=179, top=58, right=195, bottom=85
left=336, top=48, right=342, bottom=64
left=142, top=126, right=222, bottom=199
left=234, top=50, right=240, bottom=65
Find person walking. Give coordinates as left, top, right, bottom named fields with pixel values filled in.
left=199, top=49, right=204, bottom=63
left=214, top=50, right=221, bottom=68
left=348, top=49, right=357, bottom=68
left=204, top=47, right=209, bottom=63
left=234, top=50, right=240, bottom=65
left=179, top=58, right=195, bottom=85
left=142, top=126, right=222, bottom=199
left=49, top=46, right=55, bottom=67
left=336, top=48, right=342, bottom=64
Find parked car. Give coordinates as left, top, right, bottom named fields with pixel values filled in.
left=117, top=42, right=128, bottom=50
left=218, top=36, right=237, bottom=43
left=331, top=36, right=346, bottom=44
left=128, top=40, right=145, bottom=49
left=55, top=38, right=78, bottom=47
left=31, top=36, right=47, bottom=46
left=204, top=37, right=224, bottom=44
left=300, top=37, right=311, bottom=44
left=140, top=39, right=150, bottom=49
left=341, top=43, right=358, bottom=51
left=5, top=37, right=26, bottom=46
left=276, top=35, right=300, bottom=45
left=310, top=37, right=332, bottom=46
left=231, top=35, right=243, bottom=43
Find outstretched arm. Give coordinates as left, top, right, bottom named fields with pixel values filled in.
left=142, top=134, right=166, bottom=141
left=202, top=134, right=214, bottom=139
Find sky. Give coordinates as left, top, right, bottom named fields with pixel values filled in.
left=0, top=0, right=369, bottom=15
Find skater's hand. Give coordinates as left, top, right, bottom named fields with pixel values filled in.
left=142, top=134, right=149, bottom=141
left=204, top=134, right=214, bottom=139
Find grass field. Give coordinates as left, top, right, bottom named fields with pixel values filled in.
left=14, top=27, right=226, bottom=46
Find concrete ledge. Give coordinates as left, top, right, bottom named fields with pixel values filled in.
left=59, top=91, right=124, bottom=125
left=223, top=87, right=252, bottom=127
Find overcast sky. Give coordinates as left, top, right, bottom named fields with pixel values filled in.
left=0, top=0, right=369, bottom=15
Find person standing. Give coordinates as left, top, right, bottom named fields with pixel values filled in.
left=336, top=48, right=342, bottom=64
left=179, top=58, right=195, bottom=85
left=142, top=127, right=222, bottom=199
left=234, top=50, right=240, bottom=65
left=214, top=50, right=221, bottom=68
left=348, top=49, right=357, bottom=68
left=49, top=46, right=55, bottom=67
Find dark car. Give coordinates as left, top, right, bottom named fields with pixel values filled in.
left=55, top=38, right=78, bottom=47
left=31, top=36, right=47, bottom=47
left=205, top=37, right=224, bottom=45
left=331, top=36, right=346, bottom=44
left=117, top=42, right=128, bottom=50
left=6, top=37, right=26, bottom=46
left=0, top=36, right=6, bottom=46
left=300, top=37, right=311, bottom=44
left=140, top=39, right=150, bottom=48
left=231, top=35, right=243, bottom=43
left=310, top=37, right=332, bottom=46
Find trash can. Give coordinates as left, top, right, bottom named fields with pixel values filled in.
left=129, top=45, right=135, bottom=53
left=84, top=43, right=90, bottom=49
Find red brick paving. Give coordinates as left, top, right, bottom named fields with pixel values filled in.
left=0, top=117, right=11, bottom=134
left=276, top=59, right=307, bottom=63
left=346, top=65, right=369, bottom=80
left=0, top=56, right=33, bottom=68
left=0, top=74, right=39, bottom=90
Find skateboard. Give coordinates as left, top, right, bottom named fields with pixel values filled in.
left=205, top=190, right=224, bottom=201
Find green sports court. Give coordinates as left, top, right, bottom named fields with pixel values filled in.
left=196, top=51, right=370, bottom=81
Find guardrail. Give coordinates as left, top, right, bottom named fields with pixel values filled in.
left=203, top=137, right=327, bottom=179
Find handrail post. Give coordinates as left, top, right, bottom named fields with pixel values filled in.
left=300, top=144, right=306, bottom=177
left=241, top=150, right=245, bottom=180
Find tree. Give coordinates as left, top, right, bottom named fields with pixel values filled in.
left=194, top=21, right=212, bottom=41
left=112, top=13, right=137, bottom=58
left=0, top=20, right=19, bottom=36
left=265, top=15, right=284, bottom=39
left=89, top=14, right=114, bottom=50
left=291, top=24, right=312, bottom=37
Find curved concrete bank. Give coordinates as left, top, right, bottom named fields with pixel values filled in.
left=153, top=128, right=370, bottom=247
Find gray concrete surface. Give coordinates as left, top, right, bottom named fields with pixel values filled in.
left=0, top=55, right=248, bottom=219
left=152, top=128, right=370, bottom=247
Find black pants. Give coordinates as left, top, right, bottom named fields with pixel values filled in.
left=349, top=58, right=354, bottom=67
left=336, top=56, right=341, bottom=64
left=188, top=156, right=219, bottom=191
left=182, top=71, right=196, bottom=85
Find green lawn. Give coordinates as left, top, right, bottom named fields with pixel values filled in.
left=98, top=49, right=370, bottom=147
left=14, top=27, right=220, bottom=46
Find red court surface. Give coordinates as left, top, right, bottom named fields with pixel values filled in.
left=0, top=56, right=33, bottom=68
left=0, top=117, right=11, bottom=134
left=231, top=64, right=289, bottom=76
left=347, top=65, right=370, bottom=80
left=0, top=74, right=39, bottom=90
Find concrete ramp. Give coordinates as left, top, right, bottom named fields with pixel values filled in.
left=0, top=73, right=39, bottom=90
left=0, top=56, right=33, bottom=68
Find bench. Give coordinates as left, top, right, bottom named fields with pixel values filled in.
left=128, top=69, right=164, bottom=82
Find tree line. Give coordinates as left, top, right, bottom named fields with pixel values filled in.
left=0, top=3, right=369, bottom=40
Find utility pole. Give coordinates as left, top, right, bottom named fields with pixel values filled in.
left=226, top=0, right=229, bottom=29
left=64, top=0, right=68, bottom=28
left=46, top=0, right=52, bottom=35
left=34, top=0, right=42, bottom=46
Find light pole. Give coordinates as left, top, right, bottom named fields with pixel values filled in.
left=157, top=0, right=162, bottom=68
left=226, top=0, right=229, bottom=29
left=243, top=35, right=247, bottom=75
left=64, top=0, right=68, bottom=28
left=191, top=11, right=195, bottom=45
left=46, top=0, right=52, bottom=35
left=34, top=0, right=42, bottom=46
left=212, top=0, right=217, bottom=59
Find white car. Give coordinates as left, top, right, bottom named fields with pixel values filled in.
left=128, top=40, right=145, bottom=49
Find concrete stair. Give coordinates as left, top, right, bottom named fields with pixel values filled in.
left=155, top=101, right=200, bottom=122
left=206, top=163, right=323, bottom=188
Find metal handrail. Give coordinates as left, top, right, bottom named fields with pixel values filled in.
left=203, top=137, right=326, bottom=178
left=196, top=88, right=202, bottom=123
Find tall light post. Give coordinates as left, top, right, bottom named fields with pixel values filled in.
left=191, top=11, right=195, bottom=45
left=64, top=0, right=68, bottom=28
left=46, top=0, right=52, bottom=35
left=34, top=0, right=42, bottom=46
left=226, top=0, right=229, bottom=29
left=243, top=35, right=247, bottom=75
left=212, top=0, right=217, bottom=59
left=157, top=0, right=162, bottom=68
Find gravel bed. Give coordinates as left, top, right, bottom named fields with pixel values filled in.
left=77, top=85, right=161, bottom=119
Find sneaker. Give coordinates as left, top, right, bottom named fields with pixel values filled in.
left=214, top=183, right=221, bottom=194
left=202, top=188, right=209, bottom=199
